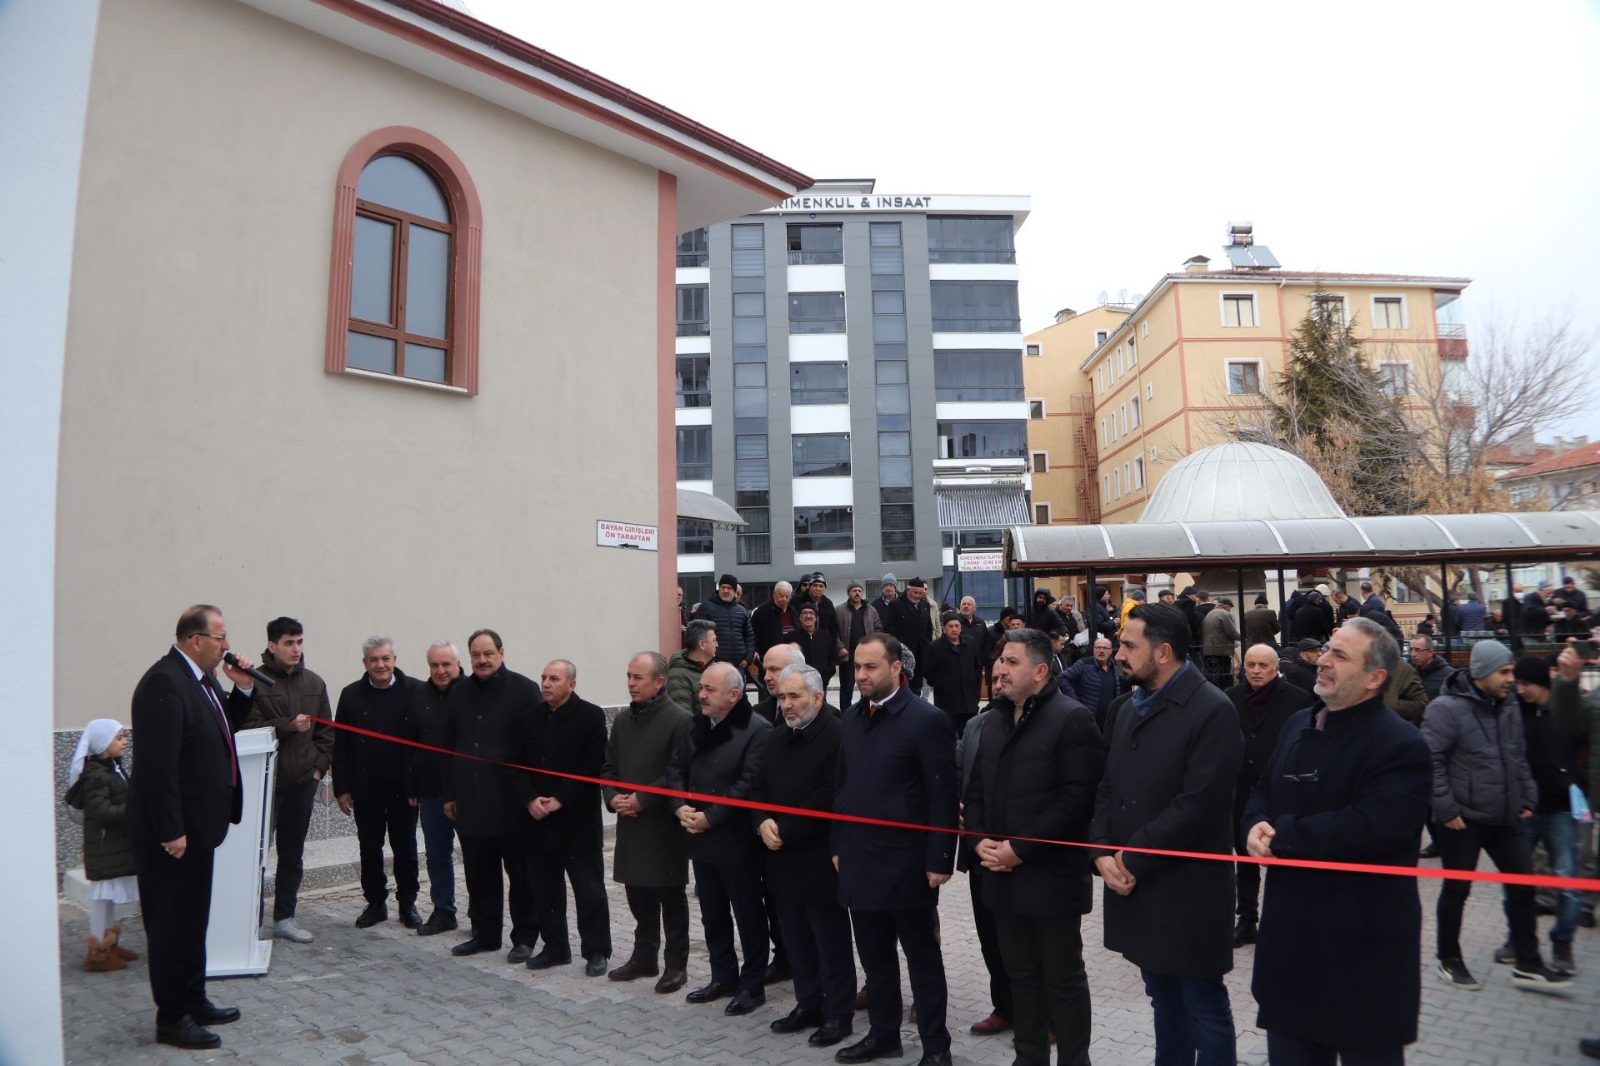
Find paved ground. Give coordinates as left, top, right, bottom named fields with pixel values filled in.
left=59, top=840, right=1598, bottom=1065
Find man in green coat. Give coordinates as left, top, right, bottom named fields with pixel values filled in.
left=667, top=621, right=716, bottom=713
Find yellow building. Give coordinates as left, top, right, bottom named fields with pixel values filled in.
left=1027, top=226, right=1470, bottom=526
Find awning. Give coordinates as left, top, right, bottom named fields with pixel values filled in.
left=936, top=485, right=1032, bottom=529
left=1005, top=510, right=1600, bottom=575
left=676, top=488, right=747, bottom=530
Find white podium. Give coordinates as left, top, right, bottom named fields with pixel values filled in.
left=206, top=726, right=276, bottom=977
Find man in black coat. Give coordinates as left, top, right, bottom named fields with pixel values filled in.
left=967, top=629, right=1105, bottom=1066
left=751, top=581, right=800, bottom=657
left=1293, top=591, right=1333, bottom=646
left=128, top=605, right=256, bottom=1050
left=1279, top=639, right=1322, bottom=696
left=669, top=662, right=771, bottom=1015
left=886, top=577, right=936, bottom=695
left=1224, top=643, right=1314, bottom=947
left=805, top=572, right=844, bottom=649
left=332, top=636, right=421, bottom=931
left=1092, top=603, right=1242, bottom=1066
left=525, top=659, right=611, bottom=975
left=1243, top=618, right=1433, bottom=1063
left=408, top=641, right=464, bottom=936
left=751, top=664, right=856, bottom=1048
left=832, top=633, right=958, bottom=1066
left=956, top=708, right=1013, bottom=1040
left=1408, top=635, right=1456, bottom=700
left=441, top=629, right=546, bottom=962
left=923, top=611, right=981, bottom=734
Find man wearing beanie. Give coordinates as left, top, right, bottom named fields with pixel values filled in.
left=1420, top=639, right=1573, bottom=993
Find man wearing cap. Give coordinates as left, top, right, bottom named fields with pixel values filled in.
left=1420, top=639, right=1572, bottom=992
left=694, top=574, right=757, bottom=683
left=886, top=577, right=936, bottom=695
left=1522, top=582, right=1555, bottom=643
left=1201, top=596, right=1241, bottom=689
left=923, top=611, right=981, bottom=734
left=1508, top=654, right=1581, bottom=977
left=836, top=582, right=882, bottom=711
left=1294, top=589, right=1334, bottom=647
left=870, top=574, right=899, bottom=620
left=1280, top=639, right=1323, bottom=696
left=1243, top=594, right=1279, bottom=649
left=805, top=573, right=844, bottom=653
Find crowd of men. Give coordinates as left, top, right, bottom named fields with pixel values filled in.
left=125, top=589, right=1599, bottom=1062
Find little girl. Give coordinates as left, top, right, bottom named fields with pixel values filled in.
left=65, top=719, right=140, bottom=972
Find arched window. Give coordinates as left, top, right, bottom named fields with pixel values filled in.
left=326, top=128, right=481, bottom=393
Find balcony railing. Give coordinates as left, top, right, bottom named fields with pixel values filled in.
left=928, top=249, right=1017, bottom=264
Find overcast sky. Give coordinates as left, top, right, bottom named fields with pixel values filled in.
left=470, top=0, right=1599, bottom=431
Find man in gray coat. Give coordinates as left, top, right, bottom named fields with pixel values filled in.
left=1421, top=639, right=1572, bottom=993
left=601, top=652, right=694, bottom=993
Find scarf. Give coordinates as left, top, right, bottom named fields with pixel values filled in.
left=1130, top=661, right=1193, bottom=717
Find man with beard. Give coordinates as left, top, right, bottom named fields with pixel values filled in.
left=886, top=578, right=936, bottom=695
left=756, top=644, right=807, bottom=726
left=242, top=616, right=333, bottom=946
left=525, top=660, right=611, bottom=976
left=1223, top=644, right=1313, bottom=948
left=1092, top=603, right=1241, bottom=1066
left=966, top=629, right=1104, bottom=1066
left=1279, top=639, right=1323, bottom=696
left=602, top=653, right=694, bottom=993
left=1242, top=618, right=1433, bottom=1064
left=671, top=662, right=771, bottom=1015
left=836, top=581, right=882, bottom=710
left=441, top=630, right=546, bottom=963
left=752, top=664, right=855, bottom=1048
left=334, top=636, right=421, bottom=931
left=408, top=640, right=464, bottom=936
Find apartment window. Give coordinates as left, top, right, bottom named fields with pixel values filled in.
left=677, top=519, right=713, bottom=555
left=1103, top=474, right=1110, bottom=500
left=1313, top=293, right=1347, bottom=325
left=1119, top=404, right=1128, bottom=435
left=1095, top=330, right=1110, bottom=347
left=1031, top=451, right=1049, bottom=473
left=1135, top=456, right=1145, bottom=487
left=1114, top=468, right=1121, bottom=498
left=1221, top=293, right=1258, bottom=327
left=732, top=292, right=765, bottom=318
left=1034, top=503, right=1051, bottom=525
left=881, top=488, right=916, bottom=559
left=930, top=281, right=1021, bottom=332
left=676, top=284, right=709, bottom=336
left=869, top=222, right=904, bottom=285
left=790, top=363, right=849, bottom=405
left=1100, top=420, right=1107, bottom=448
left=1124, top=461, right=1131, bottom=492
left=879, top=431, right=912, bottom=489
left=1146, top=383, right=1154, bottom=400
left=337, top=140, right=481, bottom=389
left=926, top=215, right=1016, bottom=264
left=933, top=349, right=1025, bottom=401
left=787, top=223, right=844, bottom=265
left=676, top=228, right=708, bottom=267
left=1096, top=366, right=1104, bottom=394
left=737, top=507, right=772, bottom=565
left=1372, top=295, right=1407, bottom=329
left=1227, top=361, right=1262, bottom=395
left=794, top=507, right=853, bottom=552
left=793, top=434, right=852, bottom=477
left=789, top=292, right=846, bottom=334
left=1378, top=361, right=1411, bottom=397
left=1141, top=322, right=1149, bottom=338
left=731, top=223, right=765, bottom=277
left=1025, top=343, right=1042, bottom=357
left=676, top=426, right=711, bottom=480
left=1129, top=396, right=1140, bottom=428
left=937, top=420, right=1027, bottom=459
left=675, top=355, right=710, bottom=408
left=1127, top=339, right=1136, bottom=365
left=1028, top=399, right=1045, bottom=420
left=872, top=290, right=906, bottom=315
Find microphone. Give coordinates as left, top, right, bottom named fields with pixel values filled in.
left=223, top=652, right=276, bottom=687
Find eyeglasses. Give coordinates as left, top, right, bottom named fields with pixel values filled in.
left=195, top=632, right=227, bottom=641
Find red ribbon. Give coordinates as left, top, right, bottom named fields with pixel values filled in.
left=311, top=716, right=1600, bottom=892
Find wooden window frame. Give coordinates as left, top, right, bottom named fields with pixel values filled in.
left=327, top=127, right=483, bottom=394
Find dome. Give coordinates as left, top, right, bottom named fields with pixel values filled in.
left=1138, top=442, right=1346, bottom=523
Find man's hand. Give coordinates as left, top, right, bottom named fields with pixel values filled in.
left=927, top=872, right=951, bottom=888
left=676, top=805, right=710, bottom=834
left=313, top=769, right=324, bottom=781
left=291, top=713, right=312, bottom=733
left=610, top=793, right=641, bottom=817
left=758, top=818, right=783, bottom=850
left=1444, top=816, right=1466, bottom=831
left=1557, top=642, right=1589, bottom=681
left=1519, top=807, right=1533, bottom=819
left=975, top=838, right=1021, bottom=872
left=407, top=797, right=419, bottom=808
left=1095, top=852, right=1136, bottom=896
left=1246, top=821, right=1276, bottom=858
left=443, top=801, right=457, bottom=821
left=221, top=654, right=257, bottom=690
left=162, top=835, right=187, bottom=860
left=336, top=793, right=353, bottom=817
left=832, top=854, right=840, bottom=872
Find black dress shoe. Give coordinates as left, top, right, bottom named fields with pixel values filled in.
left=190, top=1000, right=240, bottom=1026
left=764, top=958, right=793, bottom=983
left=417, top=912, right=458, bottom=937
left=399, top=904, right=423, bottom=929
left=771, top=1006, right=824, bottom=1033
left=451, top=938, right=494, bottom=957
left=810, top=1018, right=853, bottom=1047
left=834, top=1034, right=904, bottom=1062
left=354, top=903, right=387, bottom=928
left=1232, top=918, right=1257, bottom=947
left=525, top=947, right=572, bottom=970
left=584, top=954, right=609, bottom=977
left=916, top=1053, right=952, bottom=1066
left=725, top=990, right=766, bottom=1015
left=685, top=980, right=735, bottom=1004
left=156, top=1016, right=221, bottom=1050
left=608, top=958, right=659, bottom=982
left=506, top=944, right=534, bottom=965
left=654, top=968, right=687, bottom=994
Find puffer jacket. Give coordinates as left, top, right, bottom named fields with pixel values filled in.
left=665, top=649, right=709, bottom=715
left=692, top=595, right=756, bottom=666
left=1420, top=669, right=1538, bottom=826
left=66, top=757, right=137, bottom=880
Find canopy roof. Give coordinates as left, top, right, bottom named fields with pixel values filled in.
left=676, top=488, right=747, bottom=530
left=1006, top=511, right=1600, bottom=575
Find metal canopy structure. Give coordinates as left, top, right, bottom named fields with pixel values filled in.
left=676, top=488, right=747, bottom=530
left=1005, top=511, right=1600, bottom=576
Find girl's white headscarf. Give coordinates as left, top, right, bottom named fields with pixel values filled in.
left=71, top=719, right=124, bottom=781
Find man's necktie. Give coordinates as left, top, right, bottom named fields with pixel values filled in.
left=198, top=676, right=239, bottom=786
left=868, top=702, right=881, bottom=718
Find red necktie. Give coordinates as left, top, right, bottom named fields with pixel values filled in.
left=868, top=702, right=881, bottom=718
left=199, top=676, right=239, bottom=786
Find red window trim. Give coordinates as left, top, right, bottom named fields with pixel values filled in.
left=326, top=127, right=483, bottom=394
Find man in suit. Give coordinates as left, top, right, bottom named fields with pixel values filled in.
left=127, top=604, right=258, bottom=1050
left=1093, top=603, right=1243, bottom=1066
left=526, top=659, right=611, bottom=975
left=832, top=633, right=958, bottom=1066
